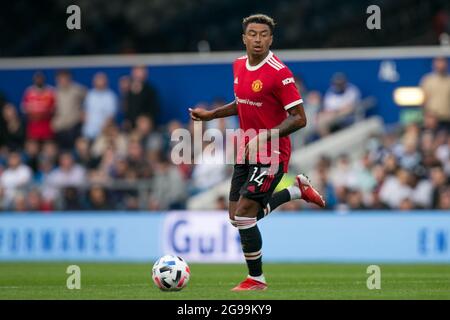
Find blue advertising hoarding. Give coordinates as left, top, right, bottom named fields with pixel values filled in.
left=0, top=212, right=449, bottom=263
left=0, top=213, right=163, bottom=261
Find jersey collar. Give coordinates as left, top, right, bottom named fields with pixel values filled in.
left=245, top=51, right=273, bottom=71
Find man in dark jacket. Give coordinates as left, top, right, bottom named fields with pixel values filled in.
left=124, top=65, right=159, bottom=130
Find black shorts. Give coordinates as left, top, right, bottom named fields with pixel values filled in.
left=229, top=163, right=285, bottom=207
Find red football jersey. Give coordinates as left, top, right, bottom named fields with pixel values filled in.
left=233, top=51, right=302, bottom=172
left=22, top=85, right=56, bottom=140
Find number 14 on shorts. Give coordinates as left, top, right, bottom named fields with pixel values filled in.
left=249, top=167, right=268, bottom=187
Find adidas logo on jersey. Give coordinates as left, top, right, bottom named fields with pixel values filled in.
left=234, top=77, right=239, bottom=84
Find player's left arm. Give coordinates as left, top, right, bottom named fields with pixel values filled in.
left=271, top=103, right=306, bottom=138
left=245, top=68, right=306, bottom=157
left=270, top=66, right=307, bottom=139
left=245, top=103, right=306, bottom=158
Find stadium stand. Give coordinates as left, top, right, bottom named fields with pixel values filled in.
left=1, top=67, right=449, bottom=212
left=0, top=0, right=449, bottom=213
left=0, top=0, right=448, bottom=56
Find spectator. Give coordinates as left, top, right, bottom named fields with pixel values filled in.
left=293, top=76, right=322, bottom=145
left=437, top=187, right=450, bottom=210
left=82, top=72, right=118, bottom=141
left=149, top=157, right=187, bottom=210
left=379, top=168, right=413, bottom=209
left=370, top=133, right=398, bottom=165
left=44, top=152, right=86, bottom=201
left=86, top=185, right=113, bottom=210
left=370, top=164, right=389, bottom=209
left=161, top=120, right=183, bottom=158
left=34, top=155, right=55, bottom=185
left=23, top=139, right=40, bottom=173
left=420, top=57, right=450, bottom=130
left=27, top=188, right=51, bottom=212
left=52, top=70, right=86, bottom=150
left=0, top=152, right=32, bottom=208
left=124, top=193, right=140, bottom=211
left=91, top=122, right=127, bottom=158
left=123, top=65, right=159, bottom=130
left=61, top=187, right=83, bottom=211
left=399, top=197, right=416, bottom=211
left=0, top=103, right=26, bottom=150
left=382, top=153, right=399, bottom=176
left=430, top=165, right=448, bottom=208
left=422, top=112, right=440, bottom=135
left=420, top=129, right=436, bottom=155
left=118, top=75, right=131, bottom=106
left=131, top=115, right=162, bottom=157
left=110, top=157, right=129, bottom=179
left=330, top=153, right=357, bottom=189
left=423, top=151, right=442, bottom=171
left=41, top=140, right=59, bottom=166
left=397, top=137, right=422, bottom=170
left=315, top=165, right=337, bottom=209
left=346, top=189, right=367, bottom=210
left=126, top=139, right=147, bottom=175
left=13, top=192, right=28, bottom=212
left=21, top=72, right=56, bottom=141
left=73, top=137, right=99, bottom=170
left=436, top=135, right=450, bottom=167
left=353, top=152, right=377, bottom=195
left=408, top=168, right=433, bottom=208
left=318, top=73, right=361, bottom=136
left=91, top=146, right=117, bottom=184
left=130, top=115, right=163, bottom=165
left=110, top=159, right=140, bottom=210
left=190, top=140, right=227, bottom=194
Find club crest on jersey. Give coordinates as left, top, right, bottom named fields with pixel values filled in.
left=251, top=79, right=263, bottom=92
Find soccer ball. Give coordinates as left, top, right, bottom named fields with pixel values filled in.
left=152, top=255, right=190, bottom=291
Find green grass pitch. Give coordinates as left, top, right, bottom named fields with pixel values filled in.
left=0, top=263, right=449, bottom=299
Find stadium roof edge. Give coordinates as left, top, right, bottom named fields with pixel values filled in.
left=0, top=46, right=449, bottom=69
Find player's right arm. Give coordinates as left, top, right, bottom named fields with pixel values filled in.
left=189, top=100, right=237, bottom=121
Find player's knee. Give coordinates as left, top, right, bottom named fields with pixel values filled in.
left=228, top=201, right=238, bottom=226
left=235, top=201, right=257, bottom=218
left=229, top=212, right=238, bottom=227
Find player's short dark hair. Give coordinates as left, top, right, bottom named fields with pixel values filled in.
left=242, top=14, right=275, bottom=34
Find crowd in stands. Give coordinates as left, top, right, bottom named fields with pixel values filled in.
left=0, top=57, right=449, bottom=213
left=281, top=57, right=450, bottom=212
left=0, top=66, right=181, bottom=212
left=2, top=0, right=448, bottom=56
left=291, top=115, right=450, bottom=212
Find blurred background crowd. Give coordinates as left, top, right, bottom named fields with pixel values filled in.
left=0, top=56, right=449, bottom=213
left=1, top=0, right=449, bottom=56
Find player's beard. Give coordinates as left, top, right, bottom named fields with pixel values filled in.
left=249, top=47, right=269, bottom=62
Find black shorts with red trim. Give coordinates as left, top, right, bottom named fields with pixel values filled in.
left=229, top=163, right=285, bottom=207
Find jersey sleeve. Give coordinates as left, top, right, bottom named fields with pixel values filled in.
left=232, top=58, right=244, bottom=103
left=273, top=67, right=303, bottom=110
